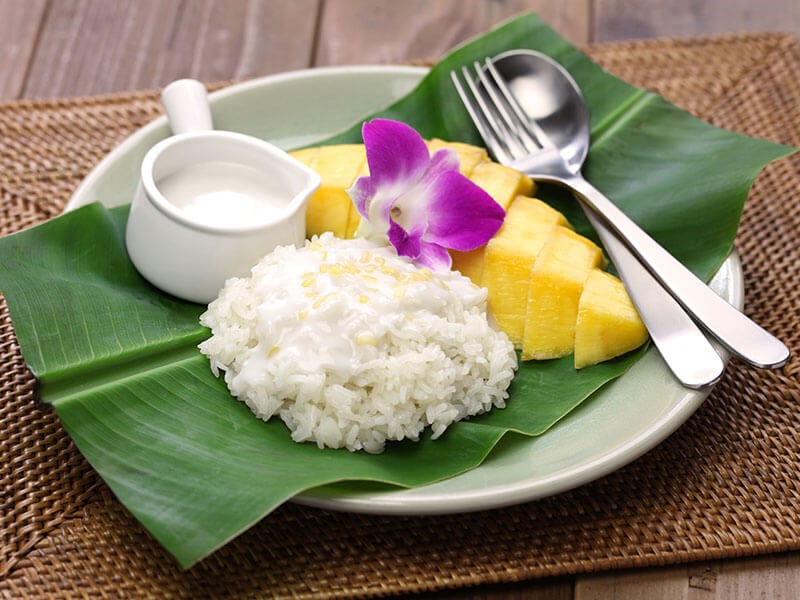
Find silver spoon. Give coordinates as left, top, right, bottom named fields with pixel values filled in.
left=471, top=49, right=789, bottom=377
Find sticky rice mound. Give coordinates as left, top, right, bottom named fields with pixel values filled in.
left=199, top=233, right=517, bottom=454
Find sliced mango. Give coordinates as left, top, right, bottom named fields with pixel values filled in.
left=521, top=227, right=604, bottom=360
left=483, top=238, right=541, bottom=345
left=574, top=270, right=648, bottom=368
left=497, top=196, right=571, bottom=238
left=463, top=196, right=568, bottom=290
left=288, top=146, right=320, bottom=169
left=295, top=144, right=366, bottom=238
left=483, top=227, right=560, bottom=345
left=427, top=138, right=488, bottom=176
left=469, top=161, right=535, bottom=211
left=450, top=247, right=485, bottom=285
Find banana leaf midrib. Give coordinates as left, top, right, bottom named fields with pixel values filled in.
left=591, top=88, right=652, bottom=148
left=42, top=335, right=208, bottom=405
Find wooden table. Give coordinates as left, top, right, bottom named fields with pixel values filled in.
left=1, top=1, right=799, bottom=598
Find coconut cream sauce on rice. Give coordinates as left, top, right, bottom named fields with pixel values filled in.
left=199, top=233, right=517, bottom=454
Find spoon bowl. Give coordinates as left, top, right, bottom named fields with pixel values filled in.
left=491, top=50, right=589, bottom=172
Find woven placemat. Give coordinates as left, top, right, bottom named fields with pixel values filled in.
left=2, top=33, right=799, bottom=598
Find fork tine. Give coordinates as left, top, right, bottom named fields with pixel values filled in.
left=450, top=67, right=513, bottom=164
left=474, top=60, right=542, bottom=155
left=452, top=60, right=559, bottom=167
left=483, top=58, right=558, bottom=151
left=463, top=63, right=533, bottom=159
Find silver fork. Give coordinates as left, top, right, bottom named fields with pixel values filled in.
left=452, top=57, right=788, bottom=386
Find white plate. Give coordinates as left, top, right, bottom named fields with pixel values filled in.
left=67, top=66, right=739, bottom=515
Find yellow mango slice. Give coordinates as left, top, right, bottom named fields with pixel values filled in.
left=484, top=238, right=542, bottom=345
left=450, top=247, right=485, bottom=285
left=498, top=196, right=572, bottom=238
left=448, top=171, right=541, bottom=285
left=482, top=195, right=578, bottom=344
left=427, top=139, right=488, bottom=176
left=345, top=205, right=363, bottom=238
left=464, top=195, right=569, bottom=290
left=298, top=144, right=366, bottom=238
left=521, top=227, right=604, bottom=360
left=574, top=270, right=648, bottom=368
left=305, top=191, right=349, bottom=238
left=469, top=162, right=535, bottom=211
left=288, top=146, right=320, bottom=169
left=483, top=231, right=561, bottom=346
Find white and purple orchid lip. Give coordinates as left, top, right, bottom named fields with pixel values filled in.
left=348, top=119, right=505, bottom=270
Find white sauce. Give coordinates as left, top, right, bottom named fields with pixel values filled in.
left=244, top=237, right=479, bottom=378
left=157, top=161, right=288, bottom=227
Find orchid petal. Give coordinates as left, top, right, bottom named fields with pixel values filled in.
left=387, top=148, right=459, bottom=235
left=387, top=219, right=422, bottom=259
left=423, top=170, right=505, bottom=250
left=388, top=219, right=452, bottom=270
left=427, top=147, right=460, bottom=175
left=349, top=176, right=395, bottom=240
left=416, top=240, right=452, bottom=270
left=349, top=175, right=376, bottom=219
left=362, top=119, right=430, bottom=189
left=390, top=158, right=504, bottom=251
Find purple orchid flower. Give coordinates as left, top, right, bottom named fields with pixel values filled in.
left=347, top=119, right=505, bottom=270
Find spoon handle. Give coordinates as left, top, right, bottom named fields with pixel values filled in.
left=583, top=208, right=725, bottom=388
left=567, top=175, right=790, bottom=369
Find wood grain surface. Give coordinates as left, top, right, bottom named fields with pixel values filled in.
left=1, top=1, right=799, bottom=598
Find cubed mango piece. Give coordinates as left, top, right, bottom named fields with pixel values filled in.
left=521, top=227, right=605, bottom=360
left=450, top=247, right=486, bottom=285
left=497, top=196, right=571, bottom=239
left=574, top=270, right=649, bottom=368
left=483, top=229, right=557, bottom=346
left=300, top=144, right=366, bottom=238
left=469, top=162, right=534, bottom=211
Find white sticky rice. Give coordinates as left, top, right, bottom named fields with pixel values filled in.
left=199, top=232, right=517, bottom=453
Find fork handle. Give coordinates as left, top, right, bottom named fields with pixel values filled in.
left=583, top=208, right=724, bottom=388
left=566, top=175, right=789, bottom=369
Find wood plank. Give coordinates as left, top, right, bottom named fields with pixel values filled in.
left=593, top=0, right=800, bottom=42
left=575, top=566, right=691, bottom=600
left=714, top=553, right=800, bottom=599
left=575, top=551, right=800, bottom=599
left=21, top=0, right=320, bottom=99
left=0, top=0, right=47, bottom=100
left=314, top=0, right=591, bottom=66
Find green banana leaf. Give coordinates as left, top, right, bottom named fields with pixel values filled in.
left=0, top=13, right=793, bottom=568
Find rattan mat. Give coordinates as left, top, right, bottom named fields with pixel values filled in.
left=2, top=33, right=799, bottom=598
